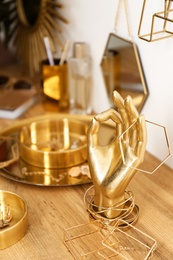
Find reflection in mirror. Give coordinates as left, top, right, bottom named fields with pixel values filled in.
left=101, top=33, right=149, bottom=112
left=19, top=0, right=41, bottom=27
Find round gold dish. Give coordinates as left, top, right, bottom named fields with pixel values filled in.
left=0, top=114, right=115, bottom=186
left=0, top=190, right=28, bottom=250
left=19, top=118, right=88, bottom=169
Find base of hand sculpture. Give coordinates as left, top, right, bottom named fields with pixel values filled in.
left=87, top=91, right=147, bottom=222
left=84, top=185, right=139, bottom=226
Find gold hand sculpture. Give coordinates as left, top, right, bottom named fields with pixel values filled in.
left=87, top=91, right=147, bottom=219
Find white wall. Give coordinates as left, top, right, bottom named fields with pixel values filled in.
left=59, top=0, right=173, bottom=169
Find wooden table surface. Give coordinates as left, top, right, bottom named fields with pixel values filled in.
left=0, top=95, right=173, bottom=260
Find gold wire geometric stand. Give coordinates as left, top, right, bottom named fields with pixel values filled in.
left=102, top=219, right=157, bottom=260
left=64, top=218, right=157, bottom=259
left=63, top=185, right=157, bottom=259
left=138, top=0, right=173, bottom=42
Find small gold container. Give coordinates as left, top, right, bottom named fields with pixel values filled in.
left=41, top=59, right=69, bottom=108
left=0, top=190, right=28, bottom=250
left=19, top=118, right=88, bottom=169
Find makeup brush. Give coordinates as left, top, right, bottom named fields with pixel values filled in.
left=59, top=40, right=70, bottom=65
left=44, top=37, right=55, bottom=66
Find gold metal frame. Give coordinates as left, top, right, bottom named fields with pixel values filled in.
left=64, top=218, right=157, bottom=259
left=101, top=33, right=149, bottom=112
left=138, top=0, right=173, bottom=42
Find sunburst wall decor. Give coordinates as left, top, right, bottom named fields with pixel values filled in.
left=0, top=0, right=69, bottom=74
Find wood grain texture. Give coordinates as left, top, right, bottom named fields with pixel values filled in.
left=0, top=95, right=173, bottom=259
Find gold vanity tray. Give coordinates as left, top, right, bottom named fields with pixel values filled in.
left=0, top=114, right=115, bottom=186
left=0, top=114, right=93, bottom=186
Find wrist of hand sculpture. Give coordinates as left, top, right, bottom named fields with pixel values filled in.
left=87, top=91, right=147, bottom=219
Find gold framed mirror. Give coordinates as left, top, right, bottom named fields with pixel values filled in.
left=1, top=0, right=68, bottom=74
left=101, top=33, right=149, bottom=112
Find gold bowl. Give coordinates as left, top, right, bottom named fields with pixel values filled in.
left=19, top=118, right=88, bottom=169
left=0, top=190, right=28, bottom=250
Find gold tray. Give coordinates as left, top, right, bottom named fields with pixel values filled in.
left=0, top=114, right=92, bottom=186
left=0, top=190, right=28, bottom=250
left=0, top=114, right=115, bottom=186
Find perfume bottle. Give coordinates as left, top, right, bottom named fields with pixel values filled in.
left=68, top=42, right=92, bottom=114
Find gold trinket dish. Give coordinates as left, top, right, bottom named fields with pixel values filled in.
left=19, top=118, right=88, bottom=169
left=0, top=190, right=28, bottom=250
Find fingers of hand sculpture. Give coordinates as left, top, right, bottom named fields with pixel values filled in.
left=124, top=95, right=139, bottom=123
left=124, top=96, right=139, bottom=145
left=87, top=117, right=100, bottom=147
left=134, top=115, right=147, bottom=161
left=120, top=115, right=147, bottom=170
left=94, top=109, right=122, bottom=124
left=88, top=109, right=122, bottom=147
left=112, top=91, right=124, bottom=109
left=112, top=91, right=131, bottom=136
